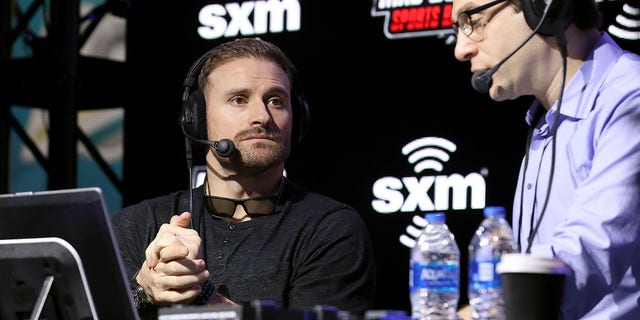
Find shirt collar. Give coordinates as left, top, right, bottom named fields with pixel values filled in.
left=526, top=32, right=622, bottom=125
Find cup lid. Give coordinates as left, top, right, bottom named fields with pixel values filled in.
left=496, top=253, right=569, bottom=274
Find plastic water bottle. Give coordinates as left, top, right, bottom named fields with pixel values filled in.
left=410, top=212, right=460, bottom=320
left=468, top=206, right=518, bottom=320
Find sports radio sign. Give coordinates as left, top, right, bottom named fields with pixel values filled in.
left=371, top=0, right=640, bottom=42
left=371, top=0, right=456, bottom=40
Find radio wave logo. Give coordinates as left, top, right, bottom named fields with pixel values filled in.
left=608, top=2, right=640, bottom=41
left=402, top=137, right=457, bottom=173
left=399, top=214, right=428, bottom=248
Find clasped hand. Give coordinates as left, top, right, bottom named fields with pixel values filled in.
left=136, top=212, right=209, bottom=305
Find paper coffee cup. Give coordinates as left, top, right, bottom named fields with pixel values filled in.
left=496, top=253, right=569, bottom=320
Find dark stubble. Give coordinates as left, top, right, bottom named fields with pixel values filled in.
left=229, top=127, right=290, bottom=176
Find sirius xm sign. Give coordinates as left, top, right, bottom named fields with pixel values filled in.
left=371, top=137, right=486, bottom=214
left=197, top=0, right=301, bottom=39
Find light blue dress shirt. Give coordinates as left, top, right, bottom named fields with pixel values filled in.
left=512, top=32, right=640, bottom=319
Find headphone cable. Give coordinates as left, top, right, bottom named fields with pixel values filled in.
left=519, top=20, right=568, bottom=254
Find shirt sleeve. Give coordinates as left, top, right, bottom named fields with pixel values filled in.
left=532, top=89, right=640, bottom=315
left=111, top=200, right=163, bottom=282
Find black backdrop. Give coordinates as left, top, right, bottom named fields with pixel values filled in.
left=121, top=0, right=639, bottom=313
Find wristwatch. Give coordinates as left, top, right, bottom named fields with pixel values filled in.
left=131, top=278, right=152, bottom=310
left=129, top=270, right=153, bottom=310
left=130, top=274, right=214, bottom=307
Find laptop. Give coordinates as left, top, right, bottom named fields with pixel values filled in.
left=0, top=187, right=140, bottom=320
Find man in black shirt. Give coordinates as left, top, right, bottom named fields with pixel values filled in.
left=112, top=38, right=376, bottom=319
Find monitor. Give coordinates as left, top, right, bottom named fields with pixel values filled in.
left=0, top=187, right=139, bottom=320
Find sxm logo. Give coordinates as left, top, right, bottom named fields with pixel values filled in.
left=197, top=0, right=301, bottom=39
left=608, top=1, right=640, bottom=41
left=370, top=137, right=487, bottom=248
left=371, top=136, right=486, bottom=213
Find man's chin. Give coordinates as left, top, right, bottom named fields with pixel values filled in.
left=242, top=147, right=287, bottom=165
left=489, top=85, right=506, bottom=102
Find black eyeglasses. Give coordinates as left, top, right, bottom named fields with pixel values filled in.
left=452, top=0, right=507, bottom=41
left=205, top=194, right=277, bottom=219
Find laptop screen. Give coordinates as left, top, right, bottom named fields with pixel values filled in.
left=0, top=187, right=139, bottom=320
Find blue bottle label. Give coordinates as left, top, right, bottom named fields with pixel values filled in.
left=410, top=261, right=459, bottom=293
left=469, top=258, right=501, bottom=290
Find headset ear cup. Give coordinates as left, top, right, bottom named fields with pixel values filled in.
left=521, top=0, right=571, bottom=36
left=292, top=94, right=310, bottom=144
left=182, top=89, right=207, bottom=140
left=180, top=94, right=196, bottom=138
left=191, top=90, right=208, bottom=140
left=522, top=0, right=543, bottom=33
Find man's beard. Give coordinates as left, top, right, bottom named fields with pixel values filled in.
left=236, top=141, right=289, bottom=176
left=215, top=127, right=291, bottom=176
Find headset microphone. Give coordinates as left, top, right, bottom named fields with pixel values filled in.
left=181, top=124, right=235, bottom=229
left=180, top=122, right=236, bottom=158
left=202, top=138, right=236, bottom=158
left=470, top=0, right=555, bottom=94
left=189, top=136, right=235, bottom=158
left=471, top=67, right=498, bottom=94
left=470, top=28, right=538, bottom=94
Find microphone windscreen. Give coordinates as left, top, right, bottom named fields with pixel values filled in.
left=214, top=139, right=236, bottom=158
left=471, top=71, right=492, bottom=94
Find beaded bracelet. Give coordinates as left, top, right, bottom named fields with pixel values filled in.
left=192, top=280, right=216, bottom=305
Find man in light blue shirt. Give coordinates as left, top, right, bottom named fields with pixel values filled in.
left=451, top=0, right=640, bottom=318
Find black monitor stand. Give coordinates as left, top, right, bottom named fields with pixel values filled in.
left=0, top=237, right=98, bottom=320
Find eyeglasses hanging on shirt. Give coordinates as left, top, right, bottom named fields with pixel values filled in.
left=203, top=178, right=283, bottom=219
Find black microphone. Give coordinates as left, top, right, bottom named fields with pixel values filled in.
left=192, top=137, right=236, bottom=158
left=179, top=122, right=236, bottom=157
left=470, top=0, right=554, bottom=94
left=470, top=29, right=537, bottom=94
left=471, top=68, right=497, bottom=94
left=203, top=138, right=236, bottom=158
left=182, top=135, right=235, bottom=229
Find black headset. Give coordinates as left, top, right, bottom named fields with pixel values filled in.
left=521, top=0, right=573, bottom=36
left=179, top=48, right=311, bottom=146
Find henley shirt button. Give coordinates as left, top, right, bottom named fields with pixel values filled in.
left=223, top=238, right=230, bottom=244
left=228, top=223, right=236, bottom=230
left=526, top=183, right=532, bottom=190
left=217, top=252, right=223, bottom=259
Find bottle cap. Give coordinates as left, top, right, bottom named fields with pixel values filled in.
left=425, top=212, right=446, bottom=223
left=483, top=206, right=506, bottom=218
